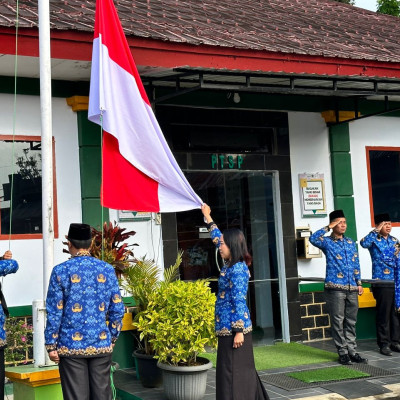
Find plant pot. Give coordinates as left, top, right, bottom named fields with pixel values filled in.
left=157, top=357, right=212, bottom=400
left=133, top=349, right=163, bottom=388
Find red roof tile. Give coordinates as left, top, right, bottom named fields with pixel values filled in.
left=0, top=0, right=400, bottom=62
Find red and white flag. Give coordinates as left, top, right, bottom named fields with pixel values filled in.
left=88, top=0, right=202, bottom=212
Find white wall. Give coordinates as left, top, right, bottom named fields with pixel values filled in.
left=0, top=93, right=81, bottom=306
left=288, top=112, right=335, bottom=279
left=108, top=209, right=164, bottom=267
left=0, top=93, right=164, bottom=307
left=350, top=116, right=400, bottom=279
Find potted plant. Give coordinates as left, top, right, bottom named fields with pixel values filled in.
left=121, top=253, right=181, bottom=388
left=135, top=279, right=217, bottom=400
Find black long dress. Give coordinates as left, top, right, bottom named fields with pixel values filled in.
left=216, top=333, right=270, bottom=400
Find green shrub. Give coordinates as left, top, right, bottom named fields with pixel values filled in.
left=5, top=317, right=33, bottom=366
left=135, top=279, right=217, bottom=366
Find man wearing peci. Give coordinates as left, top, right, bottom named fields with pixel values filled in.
left=45, top=223, right=124, bottom=400
left=310, top=210, right=367, bottom=365
left=360, top=213, right=400, bottom=356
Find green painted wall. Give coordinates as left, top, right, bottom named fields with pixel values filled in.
left=76, top=111, right=109, bottom=229
left=328, top=123, right=357, bottom=241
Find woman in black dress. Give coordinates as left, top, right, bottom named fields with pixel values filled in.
left=201, top=204, right=269, bottom=400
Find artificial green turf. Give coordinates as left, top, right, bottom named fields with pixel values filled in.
left=200, top=342, right=338, bottom=370
left=287, top=366, right=370, bottom=383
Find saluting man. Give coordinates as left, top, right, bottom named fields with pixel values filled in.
left=45, top=223, right=124, bottom=400
left=360, top=213, right=400, bottom=356
left=310, top=210, right=367, bottom=365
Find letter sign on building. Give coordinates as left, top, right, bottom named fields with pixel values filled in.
left=299, top=173, right=327, bottom=217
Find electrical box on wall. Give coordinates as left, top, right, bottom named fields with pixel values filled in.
left=296, top=226, right=322, bottom=259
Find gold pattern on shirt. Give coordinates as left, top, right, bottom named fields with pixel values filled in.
left=220, top=291, right=225, bottom=299
left=99, top=331, right=107, bottom=340
left=57, top=345, right=113, bottom=356
left=72, top=303, right=83, bottom=313
left=97, top=274, right=106, bottom=283
left=384, top=268, right=391, bottom=275
left=336, top=254, right=342, bottom=260
left=72, top=332, right=83, bottom=341
left=354, top=269, right=360, bottom=275
left=71, top=274, right=81, bottom=283
left=112, top=294, right=122, bottom=303
left=337, top=272, right=344, bottom=279
left=57, top=300, right=63, bottom=310
left=99, top=302, right=105, bottom=311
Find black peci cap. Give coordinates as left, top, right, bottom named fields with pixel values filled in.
left=374, top=213, right=391, bottom=225
left=67, top=223, right=92, bottom=241
left=329, top=210, right=345, bottom=223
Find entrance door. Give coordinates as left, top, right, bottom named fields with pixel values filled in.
left=176, top=171, right=283, bottom=344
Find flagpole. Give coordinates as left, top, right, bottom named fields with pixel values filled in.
left=34, top=0, right=54, bottom=367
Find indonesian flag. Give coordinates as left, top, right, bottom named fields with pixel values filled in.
left=88, top=0, right=202, bottom=212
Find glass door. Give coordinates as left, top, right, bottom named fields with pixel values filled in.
left=176, top=171, right=282, bottom=344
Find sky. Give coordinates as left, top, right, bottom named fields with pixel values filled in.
left=354, top=0, right=376, bottom=11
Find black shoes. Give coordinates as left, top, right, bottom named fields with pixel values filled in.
left=339, top=354, right=352, bottom=365
left=349, top=353, right=368, bottom=364
left=390, top=343, right=400, bottom=353
left=381, top=346, right=393, bottom=356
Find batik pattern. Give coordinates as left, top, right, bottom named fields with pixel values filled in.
left=45, top=256, right=124, bottom=357
left=310, top=227, right=361, bottom=291
left=208, top=223, right=252, bottom=336
left=360, top=231, right=398, bottom=280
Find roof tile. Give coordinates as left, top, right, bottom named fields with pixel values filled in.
left=0, top=0, right=400, bottom=62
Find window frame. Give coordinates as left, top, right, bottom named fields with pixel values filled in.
left=0, top=135, right=59, bottom=240
left=366, top=146, right=400, bottom=228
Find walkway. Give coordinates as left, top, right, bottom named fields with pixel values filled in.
left=114, top=339, right=400, bottom=400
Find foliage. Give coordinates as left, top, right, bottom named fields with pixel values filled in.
left=5, top=317, right=33, bottom=366
left=16, top=150, right=41, bottom=181
left=63, top=221, right=137, bottom=277
left=135, top=279, right=217, bottom=366
left=122, top=252, right=182, bottom=354
left=377, top=0, right=400, bottom=16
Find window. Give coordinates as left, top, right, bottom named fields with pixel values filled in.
left=366, top=147, right=400, bottom=226
left=0, top=135, right=58, bottom=239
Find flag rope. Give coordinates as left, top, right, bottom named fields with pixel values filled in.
left=100, top=113, right=104, bottom=261
left=8, top=0, right=20, bottom=248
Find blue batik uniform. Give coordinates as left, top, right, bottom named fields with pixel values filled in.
left=360, top=231, right=398, bottom=280
left=45, top=255, right=124, bottom=357
left=310, top=227, right=361, bottom=291
left=0, top=259, right=19, bottom=348
left=208, top=223, right=252, bottom=336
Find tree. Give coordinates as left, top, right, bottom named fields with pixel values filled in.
left=377, top=0, right=400, bottom=16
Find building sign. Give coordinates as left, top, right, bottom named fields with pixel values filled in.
left=299, top=173, right=327, bottom=218
left=211, top=154, right=243, bottom=169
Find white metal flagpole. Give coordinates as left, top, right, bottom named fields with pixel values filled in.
left=34, top=0, right=54, bottom=367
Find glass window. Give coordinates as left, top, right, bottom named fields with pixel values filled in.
left=367, top=147, right=400, bottom=224
left=0, top=136, right=57, bottom=238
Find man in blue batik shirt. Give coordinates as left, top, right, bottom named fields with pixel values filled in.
left=45, top=223, right=124, bottom=400
left=360, top=213, right=399, bottom=356
left=310, top=210, right=367, bottom=365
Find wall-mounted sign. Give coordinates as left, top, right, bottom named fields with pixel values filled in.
left=211, top=154, right=243, bottom=170
left=299, top=173, right=327, bottom=218
left=118, top=210, right=152, bottom=221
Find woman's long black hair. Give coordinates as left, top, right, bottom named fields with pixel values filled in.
left=222, top=228, right=252, bottom=267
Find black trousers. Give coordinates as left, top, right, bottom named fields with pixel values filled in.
left=371, top=285, right=400, bottom=348
left=59, top=354, right=112, bottom=400
left=216, top=334, right=269, bottom=400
